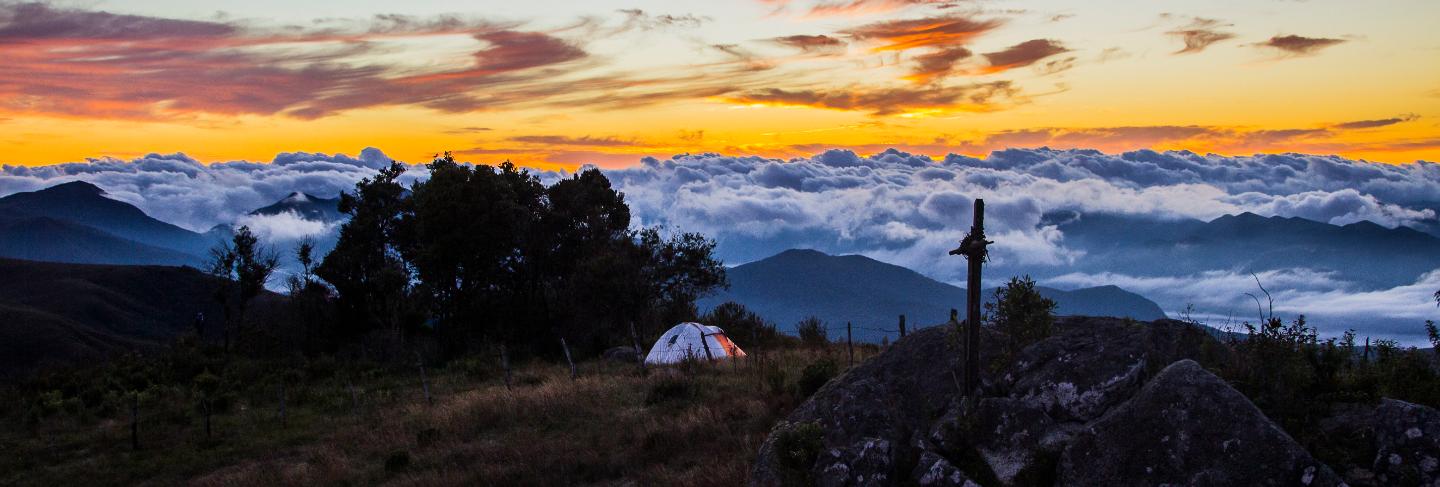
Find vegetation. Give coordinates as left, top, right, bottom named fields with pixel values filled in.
left=795, top=316, right=829, bottom=348
left=987, top=275, right=1058, bottom=356
left=314, top=155, right=725, bottom=361
left=0, top=333, right=877, bottom=486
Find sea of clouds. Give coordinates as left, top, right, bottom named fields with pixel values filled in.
left=4, top=147, right=1438, bottom=341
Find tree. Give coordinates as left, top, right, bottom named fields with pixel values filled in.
left=401, top=154, right=542, bottom=356
left=286, top=238, right=333, bottom=355
left=988, top=275, right=1057, bottom=355
left=208, top=225, right=279, bottom=351
left=316, top=161, right=416, bottom=345
left=796, top=316, right=828, bottom=348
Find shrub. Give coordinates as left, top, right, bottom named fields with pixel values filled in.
left=773, top=421, right=824, bottom=485
left=988, top=275, right=1057, bottom=355
left=795, top=317, right=828, bottom=349
left=703, top=301, right=782, bottom=350
left=795, top=358, right=839, bottom=399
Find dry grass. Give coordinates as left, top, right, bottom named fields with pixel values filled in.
left=4, top=345, right=879, bottom=486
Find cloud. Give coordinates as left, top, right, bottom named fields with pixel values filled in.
left=1165, top=17, right=1235, bottom=54
left=508, top=135, right=636, bottom=147
left=906, top=46, right=972, bottom=83
left=614, top=9, right=708, bottom=31
left=770, top=34, right=847, bottom=54
left=235, top=210, right=338, bottom=243
left=843, top=15, right=1002, bottom=51
left=1333, top=114, right=1418, bottom=130
left=979, top=39, right=1069, bottom=73
left=725, top=81, right=1018, bottom=115
left=1254, top=34, right=1347, bottom=56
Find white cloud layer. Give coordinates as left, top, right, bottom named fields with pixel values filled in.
left=4, top=146, right=1437, bottom=341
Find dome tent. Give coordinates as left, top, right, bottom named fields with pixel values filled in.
left=644, top=322, right=747, bottom=365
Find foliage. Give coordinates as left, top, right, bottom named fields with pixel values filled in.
left=207, top=225, right=280, bottom=350
left=796, top=358, right=838, bottom=399
left=313, top=155, right=728, bottom=361
left=703, top=301, right=785, bottom=350
left=795, top=317, right=828, bottom=348
left=773, top=421, right=825, bottom=486
left=987, top=275, right=1057, bottom=355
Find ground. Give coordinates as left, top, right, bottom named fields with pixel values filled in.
left=1, top=345, right=878, bottom=486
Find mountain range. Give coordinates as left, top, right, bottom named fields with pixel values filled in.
left=699, top=248, right=1168, bottom=343
left=1042, top=211, right=1440, bottom=289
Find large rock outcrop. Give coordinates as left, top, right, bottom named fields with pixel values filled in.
left=1058, top=360, right=1342, bottom=486
left=748, top=316, right=1359, bottom=486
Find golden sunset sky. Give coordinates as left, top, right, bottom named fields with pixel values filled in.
left=2, top=0, right=1438, bottom=169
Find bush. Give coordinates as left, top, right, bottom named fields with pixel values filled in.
left=796, top=358, right=839, bottom=399
left=773, top=421, right=824, bottom=485
left=703, top=301, right=782, bottom=350
left=795, top=317, right=828, bottom=349
left=988, top=275, right=1057, bottom=355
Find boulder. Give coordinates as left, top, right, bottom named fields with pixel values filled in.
left=1058, top=359, right=1343, bottom=486
left=1372, top=398, right=1440, bottom=486
left=602, top=346, right=639, bottom=363
left=910, top=451, right=980, bottom=487
left=750, top=324, right=998, bottom=486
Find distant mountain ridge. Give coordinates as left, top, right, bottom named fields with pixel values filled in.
left=699, top=249, right=1168, bottom=342
left=0, top=182, right=219, bottom=266
left=1045, top=211, right=1440, bottom=289
left=251, top=191, right=345, bottom=222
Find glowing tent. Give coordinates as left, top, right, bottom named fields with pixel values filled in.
left=644, top=322, right=747, bottom=365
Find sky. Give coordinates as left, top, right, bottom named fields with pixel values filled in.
left=1, top=0, right=1439, bottom=169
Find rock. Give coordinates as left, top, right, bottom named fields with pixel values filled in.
left=911, top=451, right=980, bottom=487
left=750, top=324, right=999, bottom=486
left=1372, top=398, right=1440, bottom=486
left=603, top=346, right=639, bottom=363
left=1058, top=359, right=1343, bottom=486
left=815, top=438, right=893, bottom=487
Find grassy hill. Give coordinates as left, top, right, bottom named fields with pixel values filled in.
left=0, top=258, right=246, bottom=374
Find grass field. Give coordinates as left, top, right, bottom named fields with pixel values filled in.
left=2, top=344, right=879, bottom=486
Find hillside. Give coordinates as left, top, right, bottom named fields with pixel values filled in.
left=0, top=182, right=217, bottom=266
left=699, top=249, right=1167, bottom=341
left=0, top=259, right=239, bottom=374
left=251, top=191, right=345, bottom=222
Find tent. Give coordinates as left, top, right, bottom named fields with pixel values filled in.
left=644, top=322, right=747, bottom=365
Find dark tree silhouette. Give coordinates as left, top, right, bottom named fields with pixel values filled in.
left=316, top=161, right=416, bottom=344
left=208, top=225, right=279, bottom=351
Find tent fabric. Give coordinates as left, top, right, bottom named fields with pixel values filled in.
left=644, top=322, right=747, bottom=365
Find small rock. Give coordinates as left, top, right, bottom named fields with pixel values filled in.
left=602, top=346, right=639, bottom=363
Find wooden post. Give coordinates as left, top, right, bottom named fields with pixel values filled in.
left=1363, top=337, right=1371, bottom=364
left=949, top=198, right=990, bottom=397
left=560, top=336, right=577, bottom=381
left=203, top=399, right=212, bottom=438
left=347, top=379, right=359, bottom=416
left=846, top=322, right=854, bottom=366
left=500, top=343, right=513, bottom=390
left=278, top=382, right=287, bottom=428
left=130, top=392, right=140, bottom=451
left=629, top=322, right=646, bottom=373
left=898, top=314, right=907, bottom=338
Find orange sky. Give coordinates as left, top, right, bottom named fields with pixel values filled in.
left=1, top=0, right=1437, bottom=169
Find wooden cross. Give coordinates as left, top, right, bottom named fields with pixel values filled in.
left=949, top=198, right=991, bottom=395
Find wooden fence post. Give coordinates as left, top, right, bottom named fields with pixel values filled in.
left=629, top=322, right=646, bottom=373
left=278, top=382, right=287, bottom=428
left=898, top=314, right=907, bottom=338
left=847, top=322, right=854, bottom=366
left=500, top=343, right=513, bottom=391
left=347, top=379, right=359, bottom=416
left=560, top=336, right=577, bottom=381
left=417, top=353, right=434, bottom=405
left=130, top=392, right=140, bottom=451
